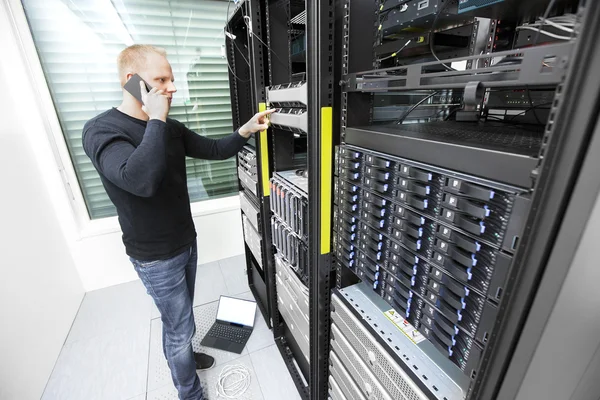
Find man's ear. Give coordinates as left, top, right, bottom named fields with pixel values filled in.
left=125, top=72, right=134, bottom=82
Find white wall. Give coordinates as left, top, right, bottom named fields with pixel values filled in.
left=0, top=0, right=245, bottom=395
left=1, top=0, right=245, bottom=293
left=72, top=204, right=245, bottom=291
left=0, top=6, right=85, bottom=400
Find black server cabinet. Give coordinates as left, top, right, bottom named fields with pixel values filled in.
left=226, top=0, right=275, bottom=329
left=225, top=0, right=337, bottom=398
left=330, top=1, right=600, bottom=400
left=260, top=1, right=339, bottom=399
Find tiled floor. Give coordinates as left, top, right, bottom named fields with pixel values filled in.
left=42, top=254, right=301, bottom=400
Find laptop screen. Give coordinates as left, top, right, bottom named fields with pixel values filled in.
left=216, top=296, right=257, bottom=327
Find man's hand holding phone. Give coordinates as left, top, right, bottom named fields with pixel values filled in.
left=140, top=81, right=170, bottom=123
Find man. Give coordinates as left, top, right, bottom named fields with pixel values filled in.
left=82, top=44, right=273, bottom=400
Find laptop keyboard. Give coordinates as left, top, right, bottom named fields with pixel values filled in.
left=207, top=324, right=252, bottom=344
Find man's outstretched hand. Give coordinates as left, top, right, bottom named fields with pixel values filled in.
left=239, top=108, right=276, bottom=138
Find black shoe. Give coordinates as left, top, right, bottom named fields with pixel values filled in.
left=194, top=352, right=215, bottom=370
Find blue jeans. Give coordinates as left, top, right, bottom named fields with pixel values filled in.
left=131, top=243, right=203, bottom=400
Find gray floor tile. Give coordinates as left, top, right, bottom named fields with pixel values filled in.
left=219, top=255, right=249, bottom=295
left=147, top=355, right=263, bottom=400
left=150, top=259, right=240, bottom=320
left=147, top=318, right=172, bottom=392
left=145, top=384, right=178, bottom=400
left=194, top=261, right=230, bottom=307
left=42, top=324, right=150, bottom=400
left=204, top=354, right=263, bottom=400
left=46, top=254, right=279, bottom=400
left=126, top=395, right=147, bottom=400
left=150, top=301, right=161, bottom=320
left=236, top=290, right=253, bottom=301
left=66, top=280, right=152, bottom=344
left=147, top=301, right=248, bottom=392
left=250, top=345, right=302, bottom=400
left=246, top=310, right=275, bottom=354
left=228, top=290, right=275, bottom=353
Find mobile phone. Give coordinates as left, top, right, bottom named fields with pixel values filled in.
left=123, top=74, right=152, bottom=104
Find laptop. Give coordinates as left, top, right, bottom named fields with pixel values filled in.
left=200, top=295, right=257, bottom=354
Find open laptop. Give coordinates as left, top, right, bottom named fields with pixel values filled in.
left=200, top=295, right=257, bottom=354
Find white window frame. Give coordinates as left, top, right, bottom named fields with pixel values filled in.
left=5, top=0, right=241, bottom=239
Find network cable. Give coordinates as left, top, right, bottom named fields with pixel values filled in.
left=516, top=12, right=576, bottom=42
left=376, top=0, right=413, bottom=31
left=376, top=39, right=412, bottom=62
left=516, top=26, right=572, bottom=41
left=215, top=364, right=252, bottom=399
left=224, top=0, right=251, bottom=83
left=534, top=0, right=559, bottom=45
left=485, top=102, right=552, bottom=124
left=227, top=61, right=250, bottom=83
left=243, top=15, right=290, bottom=73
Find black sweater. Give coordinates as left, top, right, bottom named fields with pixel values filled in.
left=82, top=108, right=248, bottom=260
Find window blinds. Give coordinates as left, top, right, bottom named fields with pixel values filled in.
left=22, top=0, right=237, bottom=219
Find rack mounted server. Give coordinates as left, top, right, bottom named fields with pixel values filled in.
left=275, top=254, right=311, bottom=363
left=270, top=170, right=309, bottom=284
left=238, top=145, right=265, bottom=269
left=333, top=145, right=525, bottom=382
left=266, top=82, right=309, bottom=134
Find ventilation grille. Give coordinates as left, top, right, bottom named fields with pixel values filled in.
left=396, top=121, right=543, bottom=154
left=331, top=294, right=428, bottom=400
left=330, top=375, right=347, bottom=400
left=331, top=323, right=394, bottom=400
left=330, top=351, right=368, bottom=400
left=291, top=10, right=307, bottom=25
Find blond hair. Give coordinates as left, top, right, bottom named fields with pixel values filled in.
left=117, top=44, right=167, bottom=86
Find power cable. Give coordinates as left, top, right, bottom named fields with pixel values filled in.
left=526, top=87, right=542, bottom=124
left=486, top=102, right=552, bottom=124
left=508, top=102, right=552, bottom=121
left=377, top=0, right=413, bottom=28
left=243, top=16, right=290, bottom=73
left=395, top=92, right=440, bottom=124
left=429, top=0, right=455, bottom=71
left=227, top=60, right=250, bottom=83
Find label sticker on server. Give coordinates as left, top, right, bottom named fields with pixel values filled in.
left=384, top=309, right=426, bottom=344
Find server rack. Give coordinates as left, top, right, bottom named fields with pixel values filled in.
left=329, top=1, right=600, bottom=400
left=261, top=0, right=339, bottom=398
left=226, top=0, right=275, bottom=329
left=262, top=2, right=312, bottom=396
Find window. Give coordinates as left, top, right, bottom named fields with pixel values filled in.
left=22, top=0, right=237, bottom=219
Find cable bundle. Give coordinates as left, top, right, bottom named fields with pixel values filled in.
left=215, top=364, right=252, bottom=399
left=516, top=13, right=577, bottom=41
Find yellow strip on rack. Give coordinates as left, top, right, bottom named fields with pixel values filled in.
left=320, top=107, right=333, bottom=255
left=259, top=102, right=270, bottom=197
